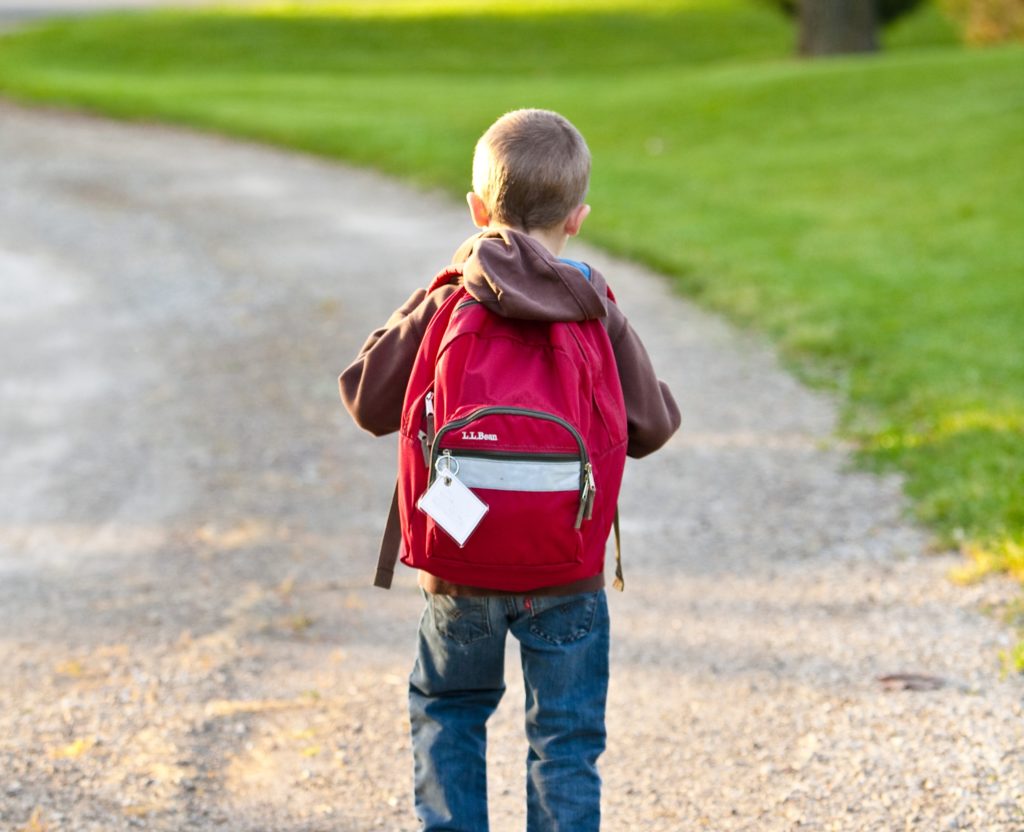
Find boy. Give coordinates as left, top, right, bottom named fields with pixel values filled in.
left=339, top=109, right=679, bottom=832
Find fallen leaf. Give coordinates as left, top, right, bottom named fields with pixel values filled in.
left=123, top=804, right=162, bottom=817
left=51, top=737, right=95, bottom=759
left=878, top=673, right=947, bottom=691
left=18, top=808, right=49, bottom=832
left=54, top=659, right=86, bottom=678
left=286, top=614, right=314, bottom=634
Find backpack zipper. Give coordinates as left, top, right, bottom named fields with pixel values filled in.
left=429, top=406, right=594, bottom=528
left=446, top=448, right=578, bottom=462
left=417, top=391, right=436, bottom=466
left=561, top=325, right=599, bottom=523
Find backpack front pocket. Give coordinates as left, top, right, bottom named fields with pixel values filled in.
left=424, top=452, right=585, bottom=571
left=425, top=493, right=585, bottom=571
left=423, top=408, right=592, bottom=576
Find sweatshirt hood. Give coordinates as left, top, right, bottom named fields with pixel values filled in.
left=451, top=229, right=609, bottom=322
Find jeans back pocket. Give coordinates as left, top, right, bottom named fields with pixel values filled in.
left=528, top=592, right=600, bottom=646
left=430, top=594, right=492, bottom=646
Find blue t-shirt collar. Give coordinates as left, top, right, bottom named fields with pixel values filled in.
left=558, top=257, right=592, bottom=280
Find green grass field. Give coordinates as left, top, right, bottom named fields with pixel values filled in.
left=1, top=1, right=1022, bottom=603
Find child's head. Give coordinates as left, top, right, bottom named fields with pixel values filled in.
left=469, top=109, right=590, bottom=236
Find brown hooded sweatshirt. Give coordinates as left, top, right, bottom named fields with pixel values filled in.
left=339, top=229, right=681, bottom=595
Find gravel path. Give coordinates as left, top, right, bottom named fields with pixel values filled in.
left=1, top=102, right=1021, bottom=831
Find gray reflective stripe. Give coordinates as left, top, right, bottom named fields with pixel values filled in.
left=451, top=456, right=581, bottom=492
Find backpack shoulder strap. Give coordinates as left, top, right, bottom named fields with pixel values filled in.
left=374, top=482, right=402, bottom=589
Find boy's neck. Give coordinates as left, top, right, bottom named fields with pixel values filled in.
left=488, top=223, right=568, bottom=257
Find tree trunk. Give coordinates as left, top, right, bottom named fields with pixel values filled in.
left=799, top=0, right=879, bottom=56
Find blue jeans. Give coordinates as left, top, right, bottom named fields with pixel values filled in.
left=409, top=589, right=610, bottom=832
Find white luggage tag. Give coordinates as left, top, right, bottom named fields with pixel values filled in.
left=417, top=453, right=489, bottom=547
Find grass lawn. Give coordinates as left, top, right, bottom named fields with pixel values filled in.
left=1, top=1, right=1022, bottom=624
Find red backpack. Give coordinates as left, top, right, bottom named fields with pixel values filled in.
left=374, top=267, right=628, bottom=592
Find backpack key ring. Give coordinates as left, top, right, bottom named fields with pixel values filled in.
left=435, top=451, right=459, bottom=485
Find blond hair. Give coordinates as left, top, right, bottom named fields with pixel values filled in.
left=472, top=109, right=590, bottom=232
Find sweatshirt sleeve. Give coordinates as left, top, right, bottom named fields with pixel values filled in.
left=605, top=303, right=681, bottom=458
left=339, top=285, right=457, bottom=436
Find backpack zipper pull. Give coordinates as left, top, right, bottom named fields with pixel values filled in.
left=418, top=430, right=430, bottom=466
left=575, top=463, right=597, bottom=528
left=575, top=467, right=590, bottom=529
left=420, top=392, right=436, bottom=467
left=574, top=494, right=586, bottom=529
left=584, top=463, right=597, bottom=521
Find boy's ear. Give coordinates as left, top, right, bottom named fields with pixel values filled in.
left=467, top=192, right=491, bottom=229
left=564, top=204, right=591, bottom=237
